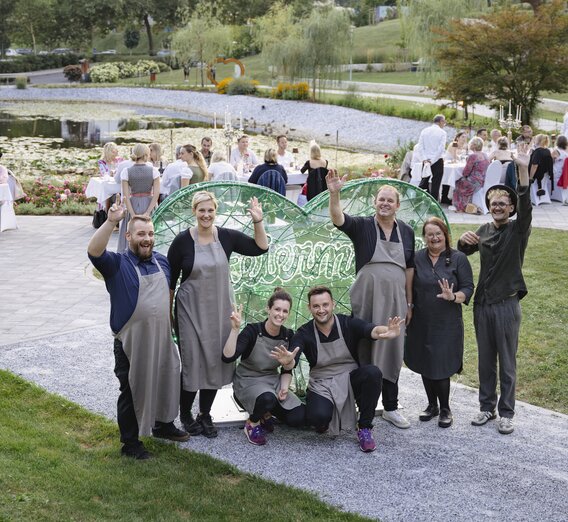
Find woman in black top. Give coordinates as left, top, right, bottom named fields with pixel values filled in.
left=529, top=134, right=553, bottom=196
left=300, top=141, right=328, bottom=201
left=223, top=288, right=305, bottom=446
left=249, top=149, right=288, bottom=186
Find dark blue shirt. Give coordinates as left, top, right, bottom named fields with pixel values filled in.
left=89, top=249, right=171, bottom=333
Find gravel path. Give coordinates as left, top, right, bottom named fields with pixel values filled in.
left=0, top=86, right=431, bottom=152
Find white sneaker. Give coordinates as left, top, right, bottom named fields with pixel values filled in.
left=498, top=417, right=514, bottom=435
left=382, top=409, right=410, bottom=429
left=448, top=205, right=457, bottom=211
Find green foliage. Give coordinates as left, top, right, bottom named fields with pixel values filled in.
left=63, top=64, right=82, bottom=82
left=15, top=77, right=27, bottom=89
left=89, top=63, right=120, bottom=83
left=433, top=1, right=568, bottom=123
left=123, top=27, right=140, bottom=51
left=89, top=60, right=164, bottom=83
left=271, top=81, right=310, bottom=100
left=385, top=139, right=416, bottom=171
left=0, top=53, right=81, bottom=74
left=226, top=77, right=259, bottom=95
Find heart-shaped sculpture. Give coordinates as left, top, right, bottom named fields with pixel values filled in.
left=207, top=57, right=246, bottom=86
left=153, top=179, right=447, bottom=331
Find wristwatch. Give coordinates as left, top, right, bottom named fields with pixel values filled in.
left=407, top=303, right=414, bottom=309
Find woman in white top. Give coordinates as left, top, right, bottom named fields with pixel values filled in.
left=444, top=131, right=468, bottom=162
left=208, top=150, right=237, bottom=180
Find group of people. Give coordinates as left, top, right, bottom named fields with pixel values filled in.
left=89, top=142, right=532, bottom=459
left=409, top=114, right=568, bottom=211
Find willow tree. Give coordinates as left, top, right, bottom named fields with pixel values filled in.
left=433, top=0, right=568, bottom=123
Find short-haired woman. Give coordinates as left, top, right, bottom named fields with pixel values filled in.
left=222, top=288, right=306, bottom=445
left=450, top=137, right=490, bottom=212
left=248, top=148, right=288, bottom=190
left=167, top=191, right=269, bottom=438
left=300, top=141, right=329, bottom=201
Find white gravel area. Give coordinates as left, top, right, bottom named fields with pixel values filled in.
left=1, top=326, right=567, bottom=522
left=0, top=86, right=434, bottom=152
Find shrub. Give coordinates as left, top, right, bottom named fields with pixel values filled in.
left=90, top=63, right=120, bottom=83
left=135, top=59, right=161, bottom=75
left=63, top=64, right=82, bottom=82
left=216, top=77, right=233, bottom=94
left=226, top=77, right=258, bottom=95
left=15, top=77, right=27, bottom=89
left=272, top=82, right=310, bottom=100
left=0, top=53, right=81, bottom=73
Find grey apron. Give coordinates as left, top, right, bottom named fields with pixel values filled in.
left=118, top=165, right=155, bottom=253
left=115, top=258, right=181, bottom=436
left=308, top=317, right=358, bottom=436
left=176, top=227, right=234, bottom=390
left=349, top=220, right=407, bottom=383
left=233, top=327, right=302, bottom=413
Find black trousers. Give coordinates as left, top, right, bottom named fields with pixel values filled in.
left=306, top=365, right=382, bottom=430
left=113, top=339, right=139, bottom=446
left=180, top=387, right=217, bottom=417
left=247, top=392, right=306, bottom=427
left=381, top=377, right=399, bottom=411
left=422, top=376, right=451, bottom=410
left=419, top=158, right=444, bottom=201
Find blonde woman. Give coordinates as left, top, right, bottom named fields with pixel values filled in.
left=300, top=141, right=328, bottom=201
left=179, top=144, right=209, bottom=185
left=117, top=144, right=160, bottom=252
left=98, top=142, right=121, bottom=177
left=149, top=143, right=167, bottom=175
left=529, top=134, right=553, bottom=196
left=167, top=191, right=268, bottom=438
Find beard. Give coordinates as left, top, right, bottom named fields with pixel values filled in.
left=130, top=241, right=154, bottom=260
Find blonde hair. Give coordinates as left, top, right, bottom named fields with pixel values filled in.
left=211, top=150, right=226, bottom=163
left=534, top=134, right=549, bottom=148
left=192, top=191, right=218, bottom=211
left=264, top=148, right=278, bottom=163
left=469, top=137, right=484, bottom=152
left=181, top=144, right=210, bottom=182
left=101, top=142, right=118, bottom=163
left=127, top=214, right=152, bottom=233
left=376, top=184, right=400, bottom=204
left=149, top=143, right=162, bottom=161
left=487, top=188, right=511, bottom=203
left=309, top=141, right=321, bottom=160
left=130, top=144, right=150, bottom=162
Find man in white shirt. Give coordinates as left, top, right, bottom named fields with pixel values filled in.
left=417, top=114, right=447, bottom=202
left=160, top=159, right=193, bottom=198
left=230, top=135, right=259, bottom=173
left=276, top=135, right=295, bottom=170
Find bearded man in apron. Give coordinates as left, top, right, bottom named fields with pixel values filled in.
left=88, top=206, right=189, bottom=460
left=291, top=286, right=403, bottom=452
left=328, top=171, right=416, bottom=430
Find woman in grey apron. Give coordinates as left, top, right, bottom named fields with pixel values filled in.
left=118, top=144, right=160, bottom=253
left=168, top=191, right=268, bottom=438
left=222, top=288, right=305, bottom=446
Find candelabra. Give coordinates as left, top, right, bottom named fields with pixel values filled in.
left=498, top=101, right=522, bottom=147
left=222, top=108, right=244, bottom=163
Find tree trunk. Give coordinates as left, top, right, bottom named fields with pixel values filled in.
left=525, top=0, right=543, bottom=12
left=143, top=14, right=154, bottom=56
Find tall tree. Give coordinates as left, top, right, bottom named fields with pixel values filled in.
left=8, top=0, right=56, bottom=52
left=433, top=0, right=568, bottom=123
left=0, top=1, right=15, bottom=57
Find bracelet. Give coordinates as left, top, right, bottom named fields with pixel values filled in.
left=252, top=218, right=263, bottom=224
left=407, top=303, right=414, bottom=309
left=452, top=293, right=457, bottom=302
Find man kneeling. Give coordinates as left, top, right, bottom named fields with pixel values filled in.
left=291, top=286, right=403, bottom=452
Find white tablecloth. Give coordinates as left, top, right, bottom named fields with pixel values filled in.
left=0, top=183, right=17, bottom=232
left=85, top=177, right=121, bottom=204
left=442, top=162, right=466, bottom=188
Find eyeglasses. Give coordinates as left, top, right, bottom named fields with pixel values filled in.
left=490, top=201, right=510, bottom=208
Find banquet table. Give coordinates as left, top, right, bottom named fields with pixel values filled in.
left=85, top=177, right=121, bottom=205
left=0, top=183, right=17, bottom=232
left=237, top=171, right=307, bottom=202
left=441, top=162, right=466, bottom=188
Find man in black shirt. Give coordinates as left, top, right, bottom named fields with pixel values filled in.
left=291, top=286, right=402, bottom=452
left=458, top=145, right=531, bottom=435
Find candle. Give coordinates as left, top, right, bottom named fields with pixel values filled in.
left=239, top=112, right=243, bottom=130
left=500, top=106, right=503, bottom=120
left=214, top=112, right=217, bottom=129
left=509, top=99, right=512, bottom=116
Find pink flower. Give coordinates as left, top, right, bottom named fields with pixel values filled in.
left=64, top=188, right=71, bottom=196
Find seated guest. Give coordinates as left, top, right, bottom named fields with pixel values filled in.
left=200, top=137, right=213, bottom=166
left=300, top=141, right=329, bottom=201
left=208, top=150, right=237, bottom=181
left=248, top=149, right=288, bottom=186
left=98, top=142, right=122, bottom=178
left=551, top=134, right=568, bottom=203
left=445, top=130, right=468, bottom=162
left=529, top=134, right=553, bottom=196
left=405, top=217, right=474, bottom=428
left=230, top=135, right=259, bottom=173
left=489, top=129, right=502, bottom=152
left=290, top=286, right=403, bottom=453
left=160, top=149, right=193, bottom=199
left=488, top=137, right=514, bottom=164
left=222, top=288, right=305, bottom=446
left=180, top=144, right=209, bottom=184
left=149, top=143, right=167, bottom=175
left=276, top=135, right=295, bottom=170
left=476, top=128, right=489, bottom=146
left=451, top=137, right=490, bottom=212
left=516, top=125, right=533, bottom=148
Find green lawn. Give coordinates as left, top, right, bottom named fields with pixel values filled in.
left=448, top=225, right=568, bottom=414
left=0, top=370, right=368, bottom=521
left=351, top=20, right=404, bottom=63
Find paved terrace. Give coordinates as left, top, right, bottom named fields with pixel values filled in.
left=0, top=209, right=566, bottom=521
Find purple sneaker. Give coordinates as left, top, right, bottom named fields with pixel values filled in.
left=260, top=415, right=275, bottom=433
left=244, top=422, right=267, bottom=446
left=357, top=427, right=376, bottom=453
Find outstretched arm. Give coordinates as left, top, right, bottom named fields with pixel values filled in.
left=222, top=304, right=243, bottom=359
left=370, top=317, right=405, bottom=340
left=278, top=372, right=293, bottom=401
left=87, top=203, right=125, bottom=257
left=248, top=196, right=269, bottom=250
left=326, top=169, right=347, bottom=227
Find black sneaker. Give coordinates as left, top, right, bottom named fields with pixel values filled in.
left=197, top=413, right=218, bottom=438
left=419, top=404, right=440, bottom=422
left=121, top=442, right=152, bottom=460
left=152, top=425, right=190, bottom=442
left=438, top=408, right=453, bottom=428
left=181, top=414, right=204, bottom=436
left=537, top=189, right=545, bottom=196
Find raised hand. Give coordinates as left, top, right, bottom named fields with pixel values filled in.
left=437, top=278, right=455, bottom=301
left=229, top=303, right=243, bottom=331
left=247, top=196, right=263, bottom=223
left=378, top=316, right=404, bottom=339
left=107, top=202, right=126, bottom=223
left=514, top=142, right=530, bottom=168
left=270, top=345, right=299, bottom=366
left=278, top=388, right=289, bottom=401
left=459, top=230, right=479, bottom=246
left=325, top=169, right=347, bottom=194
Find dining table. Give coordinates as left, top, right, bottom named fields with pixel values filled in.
left=85, top=177, right=121, bottom=205
left=441, top=161, right=466, bottom=188
left=236, top=171, right=307, bottom=203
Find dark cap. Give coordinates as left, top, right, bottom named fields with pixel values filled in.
left=485, top=184, right=518, bottom=216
